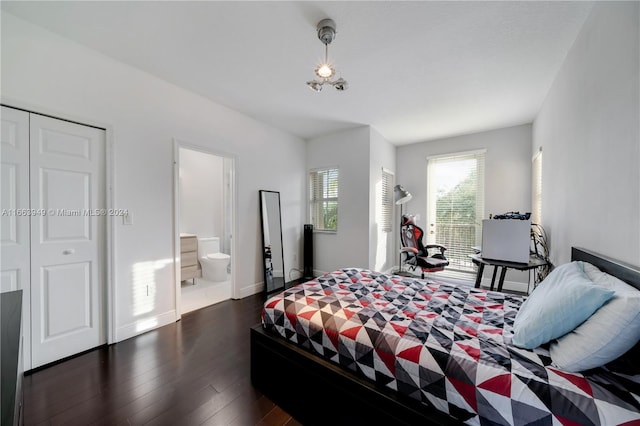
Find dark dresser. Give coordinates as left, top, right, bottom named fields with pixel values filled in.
left=1, top=290, right=23, bottom=426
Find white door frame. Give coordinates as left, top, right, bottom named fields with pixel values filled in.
left=1, top=102, right=115, bottom=369
left=172, top=139, right=237, bottom=320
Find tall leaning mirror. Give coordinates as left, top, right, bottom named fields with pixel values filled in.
left=259, top=190, right=285, bottom=296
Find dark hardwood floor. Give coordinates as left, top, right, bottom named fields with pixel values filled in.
left=23, top=294, right=302, bottom=426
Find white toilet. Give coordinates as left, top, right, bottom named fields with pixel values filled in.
left=198, top=237, right=230, bottom=282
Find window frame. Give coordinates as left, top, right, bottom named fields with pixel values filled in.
left=379, top=168, right=394, bottom=233
left=532, top=148, right=543, bottom=225
left=308, top=166, right=339, bottom=233
left=426, top=149, right=486, bottom=274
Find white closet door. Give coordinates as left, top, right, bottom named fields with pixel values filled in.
left=1, top=107, right=30, bottom=292
left=1, top=106, right=32, bottom=367
left=29, top=114, right=106, bottom=368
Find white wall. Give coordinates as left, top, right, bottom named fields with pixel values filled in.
left=1, top=13, right=306, bottom=342
left=306, top=126, right=397, bottom=275
left=369, top=127, right=397, bottom=272
left=179, top=147, right=224, bottom=242
left=396, top=124, right=533, bottom=285
left=307, top=126, right=371, bottom=273
left=533, top=2, right=640, bottom=266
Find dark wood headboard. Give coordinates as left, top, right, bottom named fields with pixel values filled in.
left=571, top=247, right=640, bottom=291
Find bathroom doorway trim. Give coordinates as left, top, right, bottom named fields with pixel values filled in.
left=172, top=138, right=238, bottom=321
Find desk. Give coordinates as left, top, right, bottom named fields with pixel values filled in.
left=469, top=253, right=548, bottom=292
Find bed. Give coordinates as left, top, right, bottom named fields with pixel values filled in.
left=250, top=247, right=640, bottom=425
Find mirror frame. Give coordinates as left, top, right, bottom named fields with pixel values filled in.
left=259, top=190, right=286, bottom=296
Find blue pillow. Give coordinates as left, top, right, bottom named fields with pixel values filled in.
left=511, top=261, right=615, bottom=349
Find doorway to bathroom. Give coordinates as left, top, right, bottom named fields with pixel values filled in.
left=173, top=142, right=235, bottom=316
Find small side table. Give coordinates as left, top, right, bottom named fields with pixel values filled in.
left=468, top=253, right=549, bottom=292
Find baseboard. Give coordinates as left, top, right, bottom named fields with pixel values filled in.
left=495, top=279, right=530, bottom=294
left=235, top=273, right=309, bottom=300
left=477, top=277, right=529, bottom=294
left=288, top=268, right=303, bottom=281
left=237, top=281, right=264, bottom=299
left=312, top=268, right=328, bottom=278
left=115, top=309, right=177, bottom=342
left=441, top=275, right=528, bottom=294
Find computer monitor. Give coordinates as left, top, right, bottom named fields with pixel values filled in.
left=481, top=219, right=531, bottom=264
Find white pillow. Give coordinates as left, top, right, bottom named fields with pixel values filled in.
left=550, top=262, right=640, bottom=372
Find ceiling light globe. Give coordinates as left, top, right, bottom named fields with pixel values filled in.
left=316, top=64, right=334, bottom=79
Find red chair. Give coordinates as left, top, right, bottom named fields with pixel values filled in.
left=400, top=214, right=449, bottom=279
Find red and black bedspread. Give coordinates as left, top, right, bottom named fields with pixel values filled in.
left=261, top=268, right=640, bottom=426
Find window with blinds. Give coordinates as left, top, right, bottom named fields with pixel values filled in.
left=309, top=167, right=339, bottom=232
left=532, top=150, right=542, bottom=225
left=427, top=150, right=485, bottom=273
left=380, top=169, right=394, bottom=233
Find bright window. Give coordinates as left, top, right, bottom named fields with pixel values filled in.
left=309, top=167, right=339, bottom=232
left=532, top=149, right=542, bottom=225
left=427, top=150, right=485, bottom=273
left=379, top=168, right=394, bottom=233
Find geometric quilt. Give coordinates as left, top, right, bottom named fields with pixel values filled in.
left=262, top=268, right=640, bottom=426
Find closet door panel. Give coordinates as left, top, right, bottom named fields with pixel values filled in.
left=1, top=106, right=32, bottom=369
left=40, top=168, right=91, bottom=241
left=29, top=114, right=106, bottom=368
left=1, top=107, right=30, bottom=292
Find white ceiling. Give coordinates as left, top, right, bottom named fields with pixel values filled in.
left=2, top=1, right=594, bottom=145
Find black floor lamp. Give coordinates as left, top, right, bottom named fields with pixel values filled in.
left=394, top=185, right=412, bottom=275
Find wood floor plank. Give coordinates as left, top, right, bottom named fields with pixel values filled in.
left=22, top=294, right=298, bottom=426
left=202, top=391, right=274, bottom=426
left=256, top=406, right=294, bottom=426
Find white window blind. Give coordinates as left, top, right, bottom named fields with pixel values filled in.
left=309, top=167, right=339, bottom=232
left=380, top=169, right=394, bottom=233
left=532, top=150, right=542, bottom=225
left=427, top=150, right=485, bottom=273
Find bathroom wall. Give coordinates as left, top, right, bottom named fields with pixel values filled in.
left=179, top=147, right=225, bottom=247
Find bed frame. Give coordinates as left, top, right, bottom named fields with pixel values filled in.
left=250, top=247, right=640, bottom=426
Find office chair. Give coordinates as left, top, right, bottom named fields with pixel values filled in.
left=400, top=214, right=449, bottom=280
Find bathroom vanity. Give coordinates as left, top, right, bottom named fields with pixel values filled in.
left=180, top=233, right=201, bottom=282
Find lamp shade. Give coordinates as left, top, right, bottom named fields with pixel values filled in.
left=394, top=185, right=412, bottom=205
